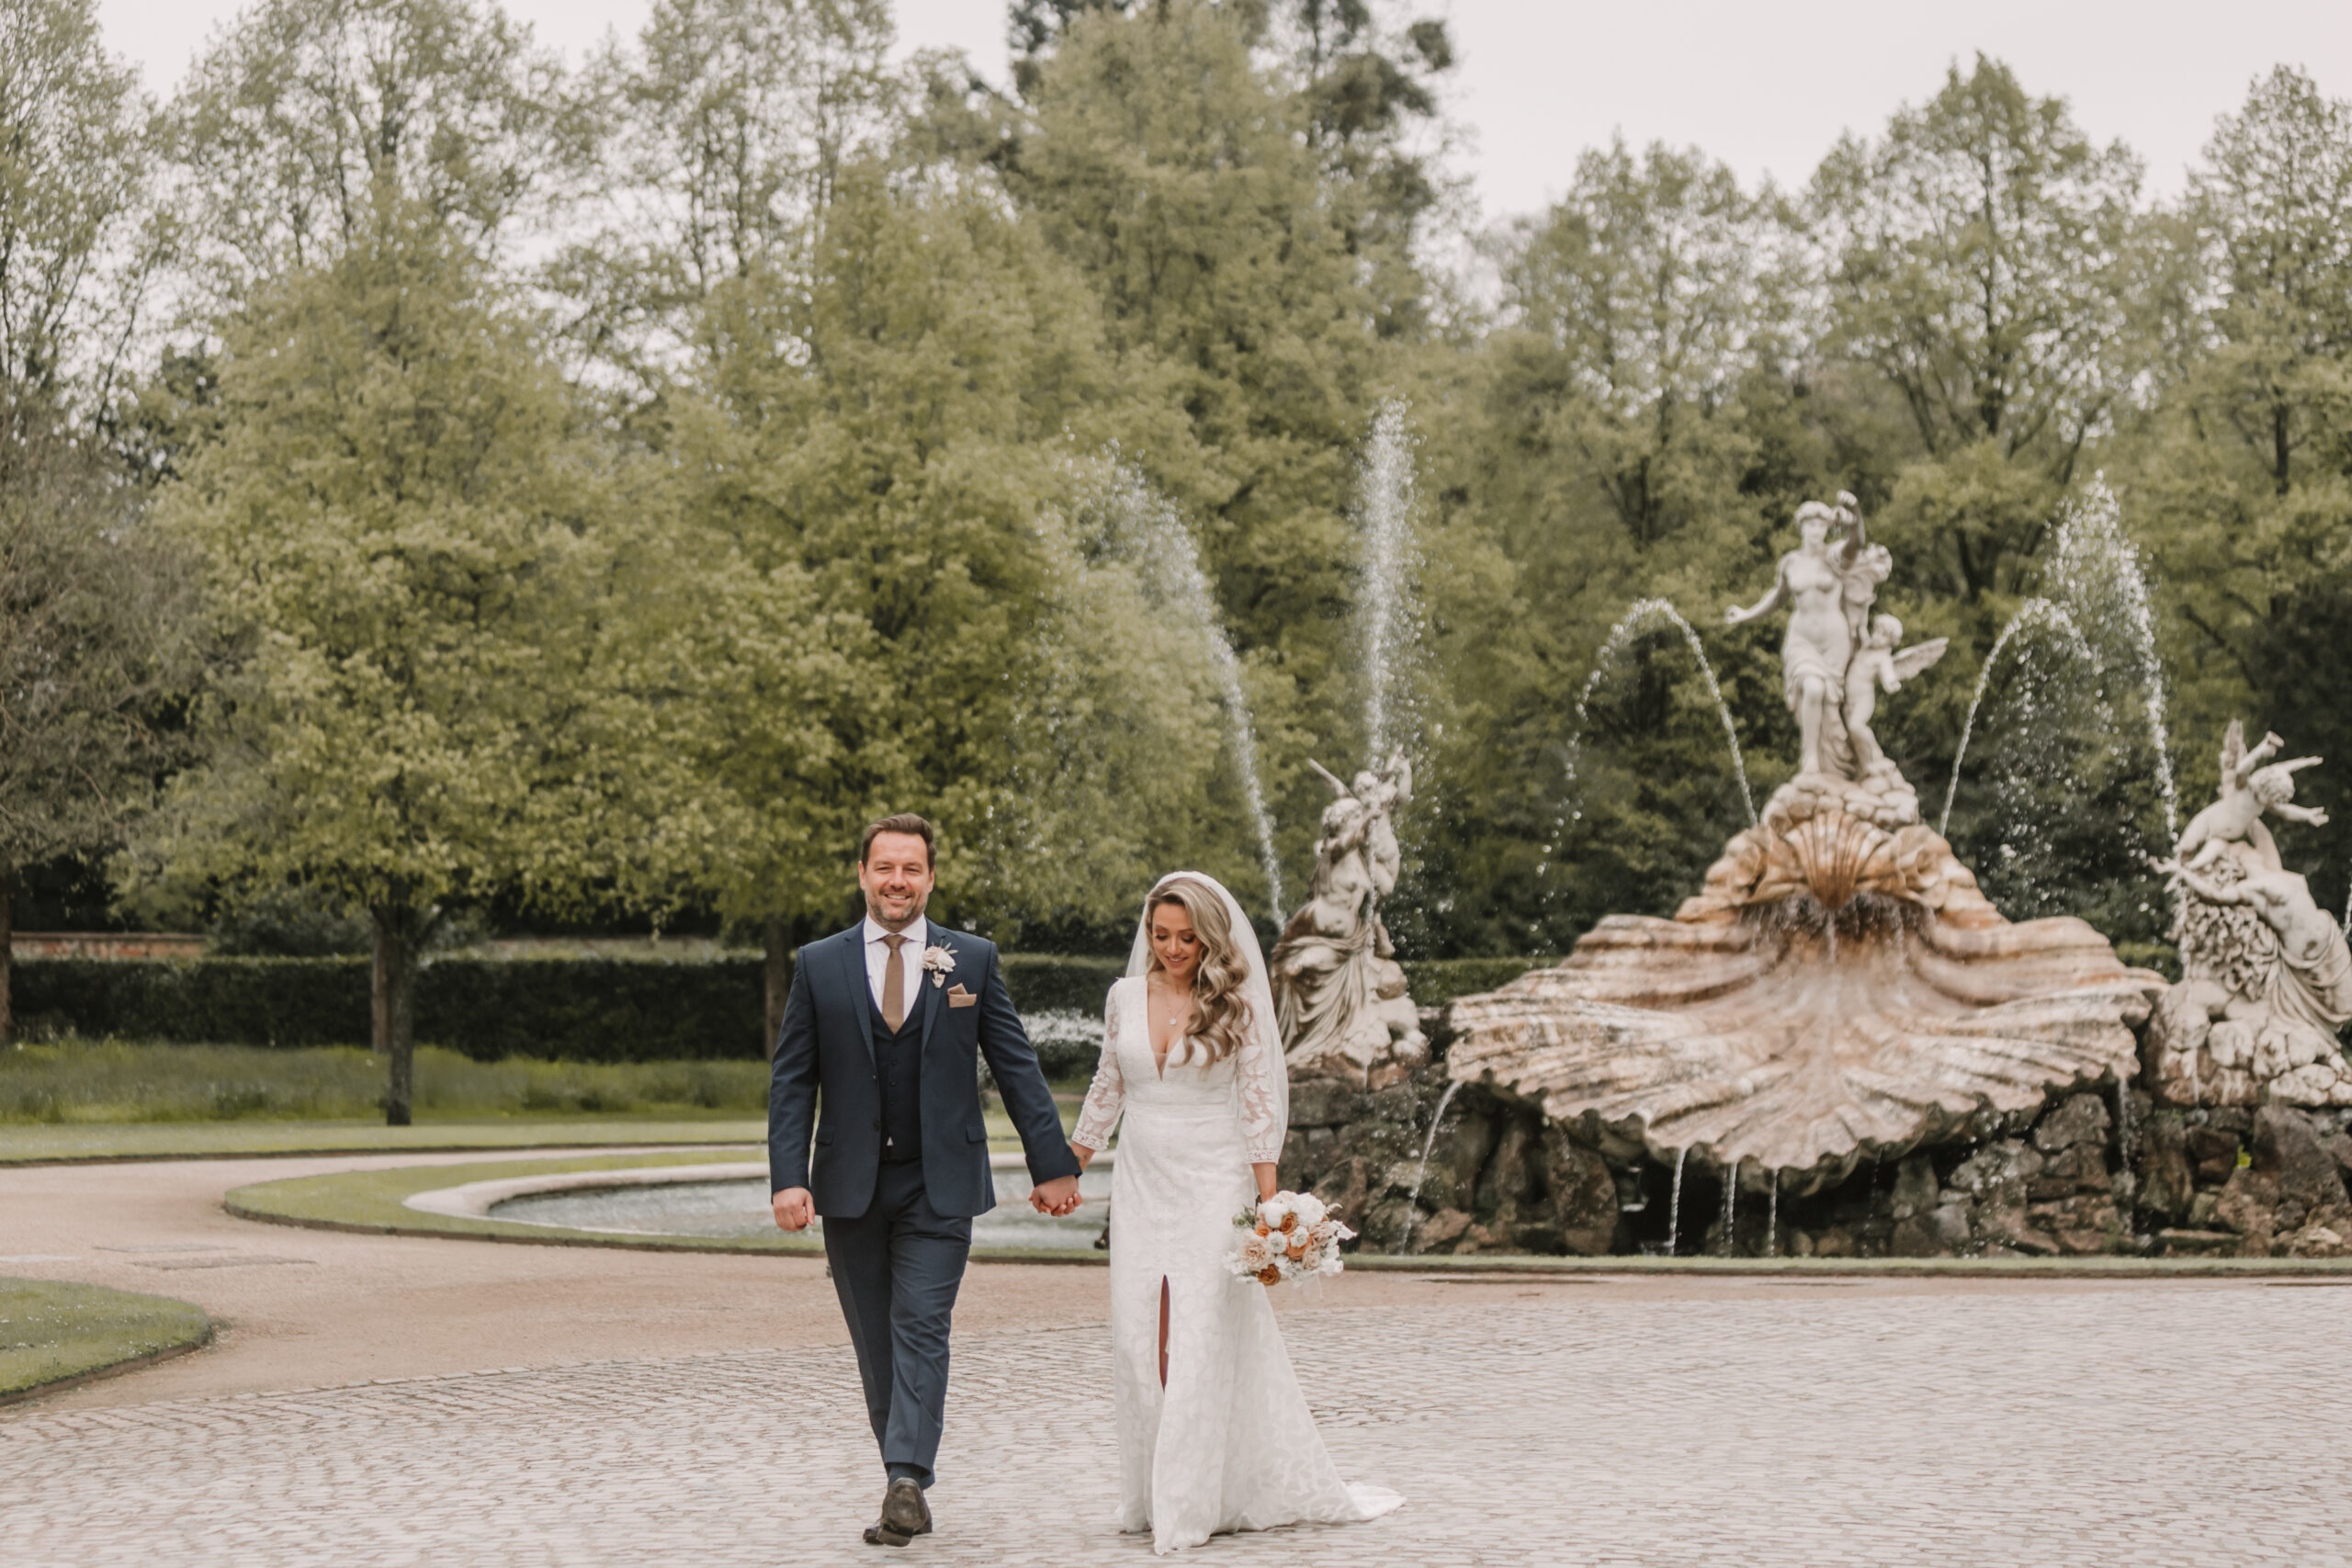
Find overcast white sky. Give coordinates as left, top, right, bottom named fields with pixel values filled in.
left=98, top=0, right=2352, bottom=217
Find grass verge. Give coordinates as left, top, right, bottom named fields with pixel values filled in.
left=1, top=1277, right=212, bottom=1401
left=0, top=1117, right=768, bottom=1166
left=224, top=1149, right=1095, bottom=1263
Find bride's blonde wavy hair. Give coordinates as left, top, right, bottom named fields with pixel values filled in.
left=1145, top=875, right=1256, bottom=1066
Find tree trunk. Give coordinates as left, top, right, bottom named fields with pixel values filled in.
left=763, top=916, right=791, bottom=1060
left=371, top=908, right=418, bottom=1126
left=0, top=863, right=14, bottom=1048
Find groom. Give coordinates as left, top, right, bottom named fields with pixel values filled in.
left=768, top=813, right=1083, bottom=1548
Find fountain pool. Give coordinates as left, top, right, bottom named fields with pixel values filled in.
left=471, top=1159, right=1116, bottom=1252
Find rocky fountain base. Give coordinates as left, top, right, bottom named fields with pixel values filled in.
left=1281, top=1067, right=2352, bottom=1261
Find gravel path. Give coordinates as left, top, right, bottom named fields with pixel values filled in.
left=6, top=1155, right=2348, bottom=1563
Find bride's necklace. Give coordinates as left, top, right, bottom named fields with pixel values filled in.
left=1147, top=975, right=1193, bottom=1076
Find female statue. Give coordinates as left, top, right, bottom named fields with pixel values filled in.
left=1725, top=492, right=1883, bottom=778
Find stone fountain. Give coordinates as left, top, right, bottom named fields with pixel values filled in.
left=1275, top=495, right=2352, bottom=1261
left=1445, top=495, right=2165, bottom=1191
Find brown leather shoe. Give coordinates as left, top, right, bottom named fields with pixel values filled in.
left=863, top=1478, right=932, bottom=1547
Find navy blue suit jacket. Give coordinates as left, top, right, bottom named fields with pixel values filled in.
left=765, top=919, right=1080, bottom=1219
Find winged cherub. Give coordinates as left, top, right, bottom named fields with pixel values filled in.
left=2176, top=720, right=2328, bottom=874
left=1842, top=614, right=1948, bottom=780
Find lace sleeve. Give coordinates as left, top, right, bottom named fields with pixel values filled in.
left=1071, top=980, right=1126, bottom=1152
left=1235, top=1008, right=1285, bottom=1165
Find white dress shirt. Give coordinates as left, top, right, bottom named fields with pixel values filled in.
left=862, top=915, right=928, bottom=1024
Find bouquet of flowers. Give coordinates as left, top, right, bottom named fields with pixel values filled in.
left=1227, top=1190, right=1354, bottom=1286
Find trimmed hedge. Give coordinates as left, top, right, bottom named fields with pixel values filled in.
left=11, top=956, right=765, bottom=1063
left=9, top=952, right=1552, bottom=1063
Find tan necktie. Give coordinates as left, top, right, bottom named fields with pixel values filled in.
left=881, top=932, right=907, bottom=1032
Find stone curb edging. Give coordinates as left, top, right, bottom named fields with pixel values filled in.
left=1339, top=1252, right=2352, bottom=1277
left=229, top=1192, right=2352, bottom=1278
left=400, top=1150, right=1116, bottom=1224
left=0, top=1323, right=215, bottom=1409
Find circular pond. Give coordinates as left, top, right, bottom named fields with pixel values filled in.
left=489, top=1162, right=1114, bottom=1251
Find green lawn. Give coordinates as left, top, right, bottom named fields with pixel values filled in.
left=0, top=1277, right=212, bottom=1399
left=0, top=1040, right=771, bottom=1125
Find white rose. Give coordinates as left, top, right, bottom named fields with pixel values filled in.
left=1291, top=1192, right=1327, bottom=1228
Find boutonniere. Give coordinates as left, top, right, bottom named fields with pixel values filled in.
left=922, top=944, right=956, bottom=987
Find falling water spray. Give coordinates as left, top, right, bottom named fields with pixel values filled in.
left=1562, top=599, right=1757, bottom=830
left=1104, top=464, right=1287, bottom=920
left=1721, top=1156, right=1739, bottom=1256
left=2047, top=479, right=2182, bottom=844
left=1395, top=1080, right=1464, bottom=1256
left=1357, top=400, right=1419, bottom=765
left=1666, top=1145, right=1689, bottom=1257
left=1939, top=600, right=2096, bottom=837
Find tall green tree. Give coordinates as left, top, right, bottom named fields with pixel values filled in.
left=0, top=402, right=199, bottom=1040
left=1812, top=55, right=2145, bottom=604
left=164, top=0, right=569, bottom=301
left=148, top=210, right=689, bottom=1121
left=0, top=0, right=198, bottom=1039
left=2128, top=66, right=2352, bottom=903
left=656, top=154, right=1232, bottom=1016
left=1410, top=142, right=1825, bottom=952
left=1008, top=0, right=1438, bottom=892
left=553, top=0, right=897, bottom=384
left=148, top=0, right=688, bottom=1116
left=0, top=0, right=156, bottom=409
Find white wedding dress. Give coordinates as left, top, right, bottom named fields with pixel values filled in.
left=1074, top=875, right=1403, bottom=1555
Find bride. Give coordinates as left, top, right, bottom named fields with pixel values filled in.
left=1070, top=872, right=1403, bottom=1554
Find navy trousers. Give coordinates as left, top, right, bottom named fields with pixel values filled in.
left=823, top=1160, right=973, bottom=1487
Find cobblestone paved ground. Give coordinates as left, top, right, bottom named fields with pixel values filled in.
left=9, top=1280, right=2352, bottom=1566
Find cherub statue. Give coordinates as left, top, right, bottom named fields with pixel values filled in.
left=1841, top=614, right=1948, bottom=780
left=2176, top=721, right=2327, bottom=874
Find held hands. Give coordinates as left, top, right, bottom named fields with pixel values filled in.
left=772, top=1187, right=814, bottom=1232
left=1030, top=1174, right=1082, bottom=1217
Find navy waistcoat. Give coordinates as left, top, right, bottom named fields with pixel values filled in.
left=865, top=984, right=924, bottom=1163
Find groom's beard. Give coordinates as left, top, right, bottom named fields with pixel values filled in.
left=865, top=886, right=930, bottom=931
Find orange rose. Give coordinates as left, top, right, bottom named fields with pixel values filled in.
left=1285, top=1241, right=1307, bottom=1261
left=1255, top=1222, right=1271, bottom=1236
left=1278, top=1213, right=1297, bottom=1234
left=1257, top=1265, right=1283, bottom=1285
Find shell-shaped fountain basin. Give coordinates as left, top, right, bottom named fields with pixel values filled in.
left=1449, top=777, right=2167, bottom=1190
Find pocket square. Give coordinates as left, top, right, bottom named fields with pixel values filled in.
left=946, top=985, right=978, bottom=1009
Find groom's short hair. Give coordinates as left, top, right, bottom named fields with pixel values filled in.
left=860, top=813, right=935, bottom=869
